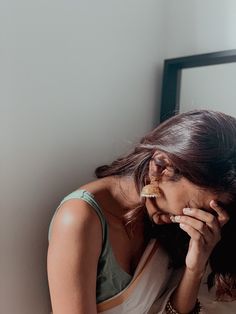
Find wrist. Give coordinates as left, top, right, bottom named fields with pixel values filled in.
left=186, top=260, right=208, bottom=278
left=166, top=298, right=202, bottom=314
left=185, top=267, right=206, bottom=280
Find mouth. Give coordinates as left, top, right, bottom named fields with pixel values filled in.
left=151, top=212, right=172, bottom=224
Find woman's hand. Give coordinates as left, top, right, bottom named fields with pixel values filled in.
left=170, top=200, right=230, bottom=274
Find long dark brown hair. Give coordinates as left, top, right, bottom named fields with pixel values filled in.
left=95, top=109, right=236, bottom=300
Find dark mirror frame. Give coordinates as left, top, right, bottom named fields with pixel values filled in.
left=160, top=49, right=236, bottom=123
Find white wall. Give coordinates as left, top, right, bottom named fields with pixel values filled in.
left=0, top=1, right=165, bottom=313
left=162, top=0, right=236, bottom=58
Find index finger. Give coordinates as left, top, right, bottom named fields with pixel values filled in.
left=209, top=200, right=230, bottom=227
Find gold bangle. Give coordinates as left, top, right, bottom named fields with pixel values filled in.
left=166, top=298, right=202, bottom=314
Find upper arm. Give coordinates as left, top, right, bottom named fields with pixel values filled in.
left=47, top=199, right=102, bottom=314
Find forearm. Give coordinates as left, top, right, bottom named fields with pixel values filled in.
left=169, top=267, right=205, bottom=313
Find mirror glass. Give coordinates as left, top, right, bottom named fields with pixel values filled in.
left=179, top=62, right=236, bottom=117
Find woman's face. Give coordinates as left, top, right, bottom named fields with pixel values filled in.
left=145, top=176, right=222, bottom=224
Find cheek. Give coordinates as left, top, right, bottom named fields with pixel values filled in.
left=156, top=196, right=185, bottom=215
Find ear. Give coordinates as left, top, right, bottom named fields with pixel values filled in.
left=148, top=152, right=175, bottom=180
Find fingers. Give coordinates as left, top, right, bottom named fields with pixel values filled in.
left=171, top=200, right=229, bottom=229
left=178, top=223, right=206, bottom=243
left=209, top=200, right=230, bottom=227
left=167, top=201, right=230, bottom=269
left=171, top=207, right=218, bottom=228
left=171, top=213, right=208, bottom=233
left=178, top=207, right=221, bottom=233
left=170, top=200, right=230, bottom=244
left=170, top=214, right=215, bottom=243
left=183, top=207, right=218, bottom=228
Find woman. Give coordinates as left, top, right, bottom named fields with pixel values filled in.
left=47, top=109, right=236, bottom=313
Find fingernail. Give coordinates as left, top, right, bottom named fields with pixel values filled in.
left=183, top=207, right=191, bottom=213
left=170, top=215, right=176, bottom=222
left=175, top=215, right=181, bottom=222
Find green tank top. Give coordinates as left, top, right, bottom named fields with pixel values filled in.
left=48, top=189, right=132, bottom=303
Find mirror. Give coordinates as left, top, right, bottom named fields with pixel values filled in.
left=160, top=49, right=236, bottom=122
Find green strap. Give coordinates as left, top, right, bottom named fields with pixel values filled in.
left=48, top=189, right=108, bottom=245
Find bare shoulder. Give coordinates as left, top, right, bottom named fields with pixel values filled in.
left=48, top=177, right=112, bottom=242
left=48, top=197, right=103, bottom=244
left=48, top=176, right=115, bottom=247
left=47, top=196, right=103, bottom=313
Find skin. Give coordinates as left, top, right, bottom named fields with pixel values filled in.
left=145, top=177, right=229, bottom=272
left=145, top=153, right=230, bottom=271
left=144, top=152, right=230, bottom=312
left=47, top=152, right=231, bottom=313
left=144, top=178, right=228, bottom=312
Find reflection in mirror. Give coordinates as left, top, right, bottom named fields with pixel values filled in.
left=179, top=63, right=236, bottom=117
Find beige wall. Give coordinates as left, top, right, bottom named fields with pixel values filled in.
left=0, top=1, right=165, bottom=313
